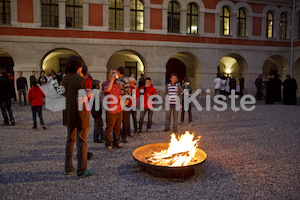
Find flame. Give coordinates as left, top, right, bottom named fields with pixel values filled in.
left=146, top=131, right=201, bottom=167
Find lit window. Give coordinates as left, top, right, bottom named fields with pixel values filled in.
left=66, top=0, right=82, bottom=28
left=280, top=12, right=287, bottom=39
left=130, top=0, right=143, bottom=31
left=237, top=8, right=246, bottom=36
left=186, top=3, right=198, bottom=34
left=41, top=0, right=58, bottom=27
left=109, top=0, right=123, bottom=29
left=0, top=0, right=10, bottom=24
left=266, top=11, right=274, bottom=38
left=168, top=1, right=180, bottom=33
left=220, top=6, right=230, bottom=36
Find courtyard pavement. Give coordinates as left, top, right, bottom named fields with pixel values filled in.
left=0, top=98, right=299, bottom=199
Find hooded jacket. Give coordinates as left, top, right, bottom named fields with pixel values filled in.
left=28, top=86, right=44, bottom=106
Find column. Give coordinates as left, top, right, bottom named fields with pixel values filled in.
left=124, top=1, right=130, bottom=31
left=33, top=0, right=41, bottom=25
left=146, top=67, right=166, bottom=95
left=10, top=0, right=18, bottom=25
left=144, top=3, right=150, bottom=31
left=103, top=1, right=109, bottom=29
left=59, top=0, right=66, bottom=29
left=82, top=0, right=89, bottom=29
left=199, top=8, right=205, bottom=35
left=180, top=8, right=187, bottom=35
left=275, top=16, right=280, bottom=40
left=162, top=8, right=168, bottom=33
left=231, top=10, right=237, bottom=38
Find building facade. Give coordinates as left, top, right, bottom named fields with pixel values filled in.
left=0, top=0, right=299, bottom=95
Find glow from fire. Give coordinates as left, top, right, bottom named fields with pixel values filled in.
left=146, top=131, right=201, bottom=167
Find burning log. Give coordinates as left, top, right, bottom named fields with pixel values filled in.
left=146, top=151, right=190, bottom=166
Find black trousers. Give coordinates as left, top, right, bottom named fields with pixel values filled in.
left=138, top=109, right=153, bottom=131
left=121, top=110, right=130, bottom=140
left=0, top=99, right=14, bottom=124
left=93, top=117, right=104, bottom=141
left=105, top=111, right=123, bottom=147
left=181, top=100, right=192, bottom=123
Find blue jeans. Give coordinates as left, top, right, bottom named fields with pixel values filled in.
left=0, top=99, right=14, bottom=124
left=31, top=106, right=45, bottom=127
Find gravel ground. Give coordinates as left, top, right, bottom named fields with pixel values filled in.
left=0, top=99, right=299, bottom=199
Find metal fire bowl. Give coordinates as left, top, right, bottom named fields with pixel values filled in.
left=133, top=143, right=207, bottom=179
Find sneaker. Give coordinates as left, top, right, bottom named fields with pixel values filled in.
left=78, top=169, right=94, bottom=179
left=121, top=139, right=128, bottom=143
left=10, top=120, right=15, bottom=126
left=32, top=126, right=37, bottom=129
left=147, top=129, right=151, bottom=132
left=42, top=124, right=47, bottom=130
left=189, top=122, right=194, bottom=126
left=163, top=129, right=170, bottom=132
left=106, top=146, right=113, bottom=151
left=1, top=123, right=10, bottom=126
left=179, top=121, right=184, bottom=124
left=65, top=168, right=75, bottom=175
left=93, top=139, right=103, bottom=143
left=113, top=144, right=124, bottom=149
left=88, top=152, right=93, bottom=160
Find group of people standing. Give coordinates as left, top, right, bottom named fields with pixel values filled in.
left=255, top=74, right=298, bottom=105
left=61, top=55, right=194, bottom=178
left=214, top=73, right=245, bottom=97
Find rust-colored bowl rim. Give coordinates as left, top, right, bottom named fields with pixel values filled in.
left=132, top=143, right=207, bottom=169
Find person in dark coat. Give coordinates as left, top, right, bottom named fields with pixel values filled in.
left=0, top=69, right=15, bottom=126
left=229, top=76, right=237, bottom=92
left=239, top=74, right=245, bottom=97
left=291, top=75, right=298, bottom=104
left=275, top=75, right=282, bottom=102
left=62, top=55, right=93, bottom=178
left=282, top=75, right=297, bottom=105
left=265, top=75, right=276, bottom=104
left=255, top=74, right=263, bottom=100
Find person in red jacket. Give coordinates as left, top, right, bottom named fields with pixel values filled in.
left=137, top=77, right=157, bottom=134
left=28, top=78, right=46, bottom=130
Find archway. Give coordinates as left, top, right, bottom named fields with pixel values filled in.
left=218, top=54, right=248, bottom=88
left=166, top=58, right=186, bottom=84
left=0, top=48, right=14, bottom=74
left=262, top=55, right=289, bottom=77
left=165, top=52, right=202, bottom=89
left=106, top=50, right=146, bottom=79
left=40, top=48, right=83, bottom=74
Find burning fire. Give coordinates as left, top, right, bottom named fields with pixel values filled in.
left=146, top=131, right=201, bottom=167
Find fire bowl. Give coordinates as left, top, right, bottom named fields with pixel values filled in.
left=133, top=143, right=207, bottom=179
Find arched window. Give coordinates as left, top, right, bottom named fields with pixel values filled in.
left=266, top=11, right=274, bottom=38
left=109, top=0, right=123, bottom=29
left=186, top=3, right=198, bottom=34
left=41, top=0, right=58, bottom=27
left=130, top=0, right=144, bottom=31
left=168, top=1, right=180, bottom=33
left=237, top=8, right=246, bottom=36
left=66, top=0, right=82, bottom=28
left=0, top=0, right=10, bottom=24
left=220, top=6, right=230, bottom=36
left=280, top=12, right=287, bottom=39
